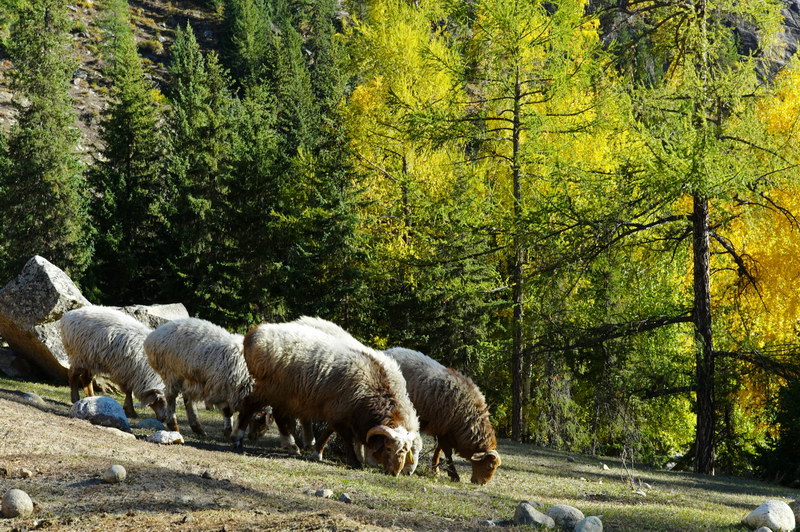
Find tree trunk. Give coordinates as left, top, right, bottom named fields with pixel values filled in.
left=511, top=70, right=525, bottom=442
left=692, top=195, right=715, bottom=474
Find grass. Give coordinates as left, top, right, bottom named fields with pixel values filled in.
left=0, top=375, right=796, bottom=531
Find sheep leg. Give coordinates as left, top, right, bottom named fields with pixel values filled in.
left=311, top=425, right=335, bottom=462
left=431, top=442, right=443, bottom=475
left=232, top=396, right=263, bottom=450
left=336, top=427, right=362, bottom=469
left=300, top=419, right=315, bottom=451
left=222, top=405, right=233, bottom=440
left=68, top=366, right=88, bottom=403
left=123, top=389, right=138, bottom=418
left=273, top=412, right=301, bottom=455
left=164, top=382, right=181, bottom=432
left=84, top=378, right=94, bottom=397
left=443, top=447, right=460, bottom=482
left=184, top=396, right=206, bottom=436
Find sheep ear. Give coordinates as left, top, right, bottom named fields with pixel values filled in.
left=367, top=425, right=396, bottom=442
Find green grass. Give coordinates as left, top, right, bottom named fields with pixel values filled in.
left=1, top=375, right=795, bottom=531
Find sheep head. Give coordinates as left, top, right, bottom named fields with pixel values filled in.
left=365, top=425, right=414, bottom=476
left=142, top=389, right=169, bottom=423
left=469, top=449, right=501, bottom=485
left=247, top=406, right=274, bottom=441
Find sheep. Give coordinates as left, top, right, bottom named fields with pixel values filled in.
left=384, top=347, right=501, bottom=484
left=60, top=306, right=168, bottom=422
left=232, top=322, right=420, bottom=476
left=292, top=316, right=423, bottom=474
left=144, top=317, right=259, bottom=438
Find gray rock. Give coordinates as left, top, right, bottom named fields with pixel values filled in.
left=478, top=519, right=496, bottom=527
left=575, top=516, right=603, bottom=532
left=103, top=465, right=126, bottom=483
left=70, top=396, right=130, bottom=432
left=96, top=426, right=136, bottom=440
left=743, top=500, right=796, bottom=532
left=315, top=489, right=334, bottom=498
left=546, top=504, right=585, bottom=530
left=601, top=463, right=609, bottom=470
left=0, top=256, right=90, bottom=381
left=514, top=501, right=555, bottom=528
left=0, top=347, right=45, bottom=380
left=338, top=493, right=352, bottom=504
left=20, top=392, right=45, bottom=407
left=136, top=418, right=166, bottom=431
left=566, top=456, right=576, bottom=463
left=113, top=303, right=189, bottom=330
left=19, top=469, right=32, bottom=479
left=147, top=431, right=184, bottom=444
left=521, top=500, right=545, bottom=510
left=755, top=527, right=773, bottom=532
left=2, top=488, right=33, bottom=518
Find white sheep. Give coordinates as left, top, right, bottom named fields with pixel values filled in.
left=292, top=316, right=424, bottom=474
left=60, top=305, right=168, bottom=421
left=232, top=321, right=420, bottom=476
left=144, top=317, right=256, bottom=438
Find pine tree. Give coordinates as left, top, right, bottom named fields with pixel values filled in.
left=88, top=0, right=170, bottom=303
left=0, top=0, right=91, bottom=281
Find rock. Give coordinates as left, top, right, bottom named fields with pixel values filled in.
left=546, top=504, right=585, bottom=530
left=103, top=465, right=126, bottom=483
left=2, top=489, right=33, bottom=518
left=575, top=516, right=603, bottom=532
left=514, top=501, right=555, bottom=528
left=0, top=347, right=45, bottom=380
left=303, top=489, right=315, bottom=496
left=70, top=396, right=130, bottom=432
left=147, top=431, right=184, bottom=445
left=478, top=519, right=496, bottom=527
left=521, top=500, right=545, bottom=510
left=201, top=471, right=213, bottom=479
left=0, top=256, right=90, bottom=382
left=633, top=489, right=647, bottom=496
left=789, top=499, right=800, bottom=524
left=136, top=418, right=166, bottom=431
left=113, top=304, right=189, bottom=330
left=755, top=528, right=773, bottom=532
left=338, top=493, right=352, bottom=504
left=315, top=489, right=334, bottom=499
left=642, top=482, right=653, bottom=490
left=19, top=469, right=32, bottom=479
left=96, top=426, right=136, bottom=440
left=566, top=456, right=576, bottom=463
left=20, top=392, right=46, bottom=407
left=743, top=500, right=796, bottom=532
left=601, top=463, right=609, bottom=470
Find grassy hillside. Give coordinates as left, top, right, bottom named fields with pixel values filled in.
left=0, top=376, right=795, bottom=531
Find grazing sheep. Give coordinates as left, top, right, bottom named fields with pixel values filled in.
left=144, top=317, right=255, bottom=438
left=292, top=316, right=423, bottom=474
left=385, top=347, right=501, bottom=484
left=232, top=322, right=420, bottom=476
left=60, top=306, right=168, bottom=421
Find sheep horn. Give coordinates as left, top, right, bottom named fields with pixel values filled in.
left=366, top=425, right=396, bottom=442
left=471, top=450, right=500, bottom=462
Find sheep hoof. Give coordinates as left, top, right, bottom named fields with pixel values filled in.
left=310, top=451, right=323, bottom=462
left=232, top=440, right=244, bottom=453
left=191, top=425, right=207, bottom=437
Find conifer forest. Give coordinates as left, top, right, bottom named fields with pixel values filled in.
left=2, top=0, right=800, bottom=481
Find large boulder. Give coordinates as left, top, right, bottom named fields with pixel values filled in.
left=0, top=256, right=90, bottom=381
left=113, top=303, right=189, bottom=329
left=70, top=396, right=131, bottom=432
left=743, top=500, right=796, bottom=532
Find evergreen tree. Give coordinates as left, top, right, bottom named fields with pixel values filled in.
left=0, top=0, right=91, bottom=280
left=88, top=0, right=170, bottom=303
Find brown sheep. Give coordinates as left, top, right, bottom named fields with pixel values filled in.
left=385, top=347, right=501, bottom=484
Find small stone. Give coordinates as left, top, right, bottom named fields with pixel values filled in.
left=303, top=489, right=315, bottom=496
left=96, top=426, right=137, bottom=440
left=633, top=489, right=647, bottom=496
left=601, top=463, right=609, bottom=470
left=21, top=392, right=46, bottom=407
left=201, top=471, right=213, bottom=480
left=575, top=516, right=603, bottom=532
left=147, top=430, right=184, bottom=445
left=338, top=493, right=352, bottom=504
left=103, top=465, right=126, bottom=484
left=478, top=519, right=496, bottom=527
left=579, top=477, right=588, bottom=481
left=642, top=482, right=653, bottom=490
left=182, top=515, right=194, bottom=523
left=514, top=501, right=555, bottom=528
left=178, top=495, right=194, bottom=505
left=2, top=489, right=34, bottom=518
left=315, top=489, right=334, bottom=499
left=546, top=504, right=585, bottom=530
left=70, top=396, right=131, bottom=432
left=566, top=456, right=576, bottom=463
left=19, top=469, right=32, bottom=479
left=136, top=418, right=166, bottom=431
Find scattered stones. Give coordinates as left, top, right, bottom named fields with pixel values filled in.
left=315, top=489, right=334, bottom=499
left=338, top=493, right=352, bottom=504
left=19, top=469, right=32, bottom=479
left=2, top=489, right=33, bottom=518
left=546, top=504, right=585, bottom=530
left=20, top=392, right=45, bottom=407
left=743, top=500, right=796, bottom=532
left=103, top=465, right=126, bottom=484
left=147, top=431, right=184, bottom=445
left=575, top=515, right=603, bottom=532
left=601, top=463, right=609, bottom=470
left=136, top=418, right=166, bottom=431
left=514, top=501, right=555, bottom=528
left=70, top=396, right=130, bottom=432
left=0, top=256, right=90, bottom=382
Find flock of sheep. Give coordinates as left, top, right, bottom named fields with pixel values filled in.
left=58, top=306, right=502, bottom=484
